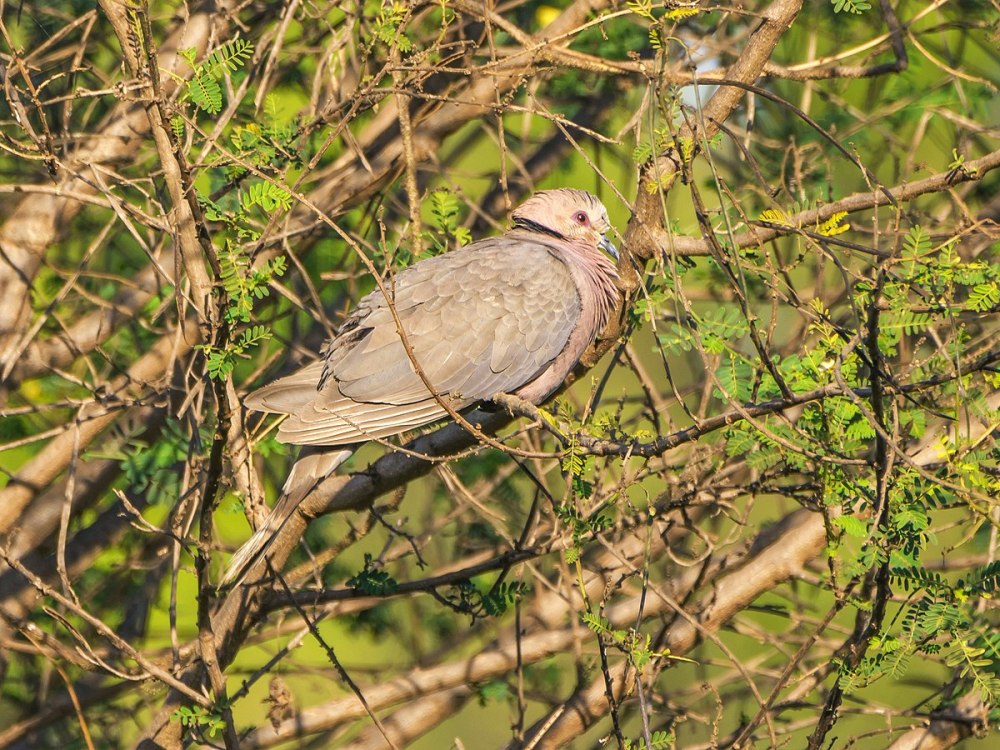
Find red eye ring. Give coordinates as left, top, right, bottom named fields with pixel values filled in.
left=573, top=211, right=590, bottom=226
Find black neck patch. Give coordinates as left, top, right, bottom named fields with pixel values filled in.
left=512, top=217, right=566, bottom=240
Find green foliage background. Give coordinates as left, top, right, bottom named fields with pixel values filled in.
left=0, top=1, right=998, bottom=748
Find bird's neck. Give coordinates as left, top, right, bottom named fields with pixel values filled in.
left=564, top=241, right=620, bottom=334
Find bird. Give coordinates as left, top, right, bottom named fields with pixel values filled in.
left=222, top=188, right=620, bottom=584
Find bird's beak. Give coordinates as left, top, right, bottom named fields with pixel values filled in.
left=599, top=234, right=619, bottom=260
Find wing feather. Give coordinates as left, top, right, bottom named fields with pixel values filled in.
left=244, top=237, right=581, bottom=446
left=243, top=361, right=325, bottom=414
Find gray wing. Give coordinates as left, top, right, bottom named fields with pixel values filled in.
left=244, top=237, right=580, bottom=446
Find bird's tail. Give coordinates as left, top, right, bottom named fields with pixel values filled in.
left=221, top=447, right=353, bottom=586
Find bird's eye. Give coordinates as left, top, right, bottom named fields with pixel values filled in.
left=573, top=211, right=590, bottom=226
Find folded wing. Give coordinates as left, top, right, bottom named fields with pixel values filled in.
left=244, top=238, right=580, bottom=446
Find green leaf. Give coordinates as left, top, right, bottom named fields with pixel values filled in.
left=831, top=0, right=872, bottom=15
left=347, top=553, right=398, bottom=596
left=203, top=38, right=253, bottom=74
left=902, top=225, right=932, bottom=259
left=188, top=70, right=222, bottom=114
left=482, top=581, right=526, bottom=616
left=182, top=37, right=253, bottom=115
left=965, top=561, right=1000, bottom=596
left=967, top=283, right=999, bottom=312
left=882, top=311, right=935, bottom=336
left=891, top=566, right=949, bottom=593
left=832, top=514, right=868, bottom=538
left=724, top=427, right=756, bottom=457
left=241, top=181, right=292, bottom=213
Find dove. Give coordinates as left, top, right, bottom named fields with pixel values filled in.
left=223, top=188, right=619, bottom=584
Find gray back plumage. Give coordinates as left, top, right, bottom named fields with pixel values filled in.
left=244, top=189, right=619, bottom=447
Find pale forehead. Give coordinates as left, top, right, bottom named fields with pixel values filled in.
left=517, top=188, right=608, bottom=217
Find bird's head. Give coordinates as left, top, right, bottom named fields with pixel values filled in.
left=512, top=189, right=619, bottom=259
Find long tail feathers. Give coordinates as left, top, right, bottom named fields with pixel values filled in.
left=221, top=448, right=353, bottom=586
